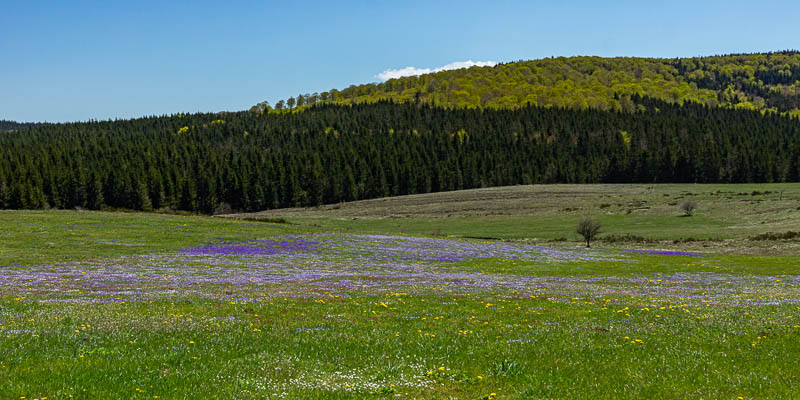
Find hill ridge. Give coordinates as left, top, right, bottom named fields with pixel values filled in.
left=253, top=51, right=800, bottom=116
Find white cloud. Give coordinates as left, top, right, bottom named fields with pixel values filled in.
left=376, top=60, right=498, bottom=81
left=376, top=66, right=433, bottom=81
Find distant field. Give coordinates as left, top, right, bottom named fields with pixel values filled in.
left=231, top=183, right=800, bottom=255
left=2, top=186, right=800, bottom=399
left=0, top=210, right=303, bottom=267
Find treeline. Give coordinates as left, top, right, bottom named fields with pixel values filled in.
left=256, top=51, right=800, bottom=116
left=1, top=97, right=799, bottom=213
left=0, top=120, right=47, bottom=131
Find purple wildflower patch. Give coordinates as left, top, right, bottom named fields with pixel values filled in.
left=3, top=233, right=798, bottom=309
left=627, top=249, right=704, bottom=257
left=179, top=239, right=318, bottom=256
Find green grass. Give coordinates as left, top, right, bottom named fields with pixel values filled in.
left=1, top=184, right=800, bottom=399
left=285, top=213, right=730, bottom=240
left=0, top=210, right=306, bottom=266
left=3, top=285, right=800, bottom=399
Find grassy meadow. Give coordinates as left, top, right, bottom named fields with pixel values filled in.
left=236, top=183, right=800, bottom=254
left=1, top=184, right=800, bottom=399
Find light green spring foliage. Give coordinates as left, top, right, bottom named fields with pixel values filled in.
left=260, top=52, right=800, bottom=115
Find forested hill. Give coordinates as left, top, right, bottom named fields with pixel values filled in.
left=2, top=97, right=799, bottom=213
left=0, top=120, right=46, bottom=131
left=255, top=51, right=800, bottom=116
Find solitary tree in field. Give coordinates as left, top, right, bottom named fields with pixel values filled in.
left=680, top=200, right=697, bottom=216
left=576, top=217, right=602, bottom=248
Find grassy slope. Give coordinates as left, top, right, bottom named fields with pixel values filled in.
left=231, top=183, right=800, bottom=254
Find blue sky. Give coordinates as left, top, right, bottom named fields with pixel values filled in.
left=2, top=0, right=799, bottom=122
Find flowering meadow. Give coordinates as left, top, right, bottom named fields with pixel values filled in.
left=1, top=211, right=800, bottom=399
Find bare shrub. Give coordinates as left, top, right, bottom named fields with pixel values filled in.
left=680, top=200, right=697, bottom=216
left=576, top=217, right=602, bottom=248
left=213, top=202, right=234, bottom=215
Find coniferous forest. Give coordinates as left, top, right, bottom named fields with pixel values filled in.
left=2, top=96, right=799, bottom=213
left=0, top=120, right=46, bottom=132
